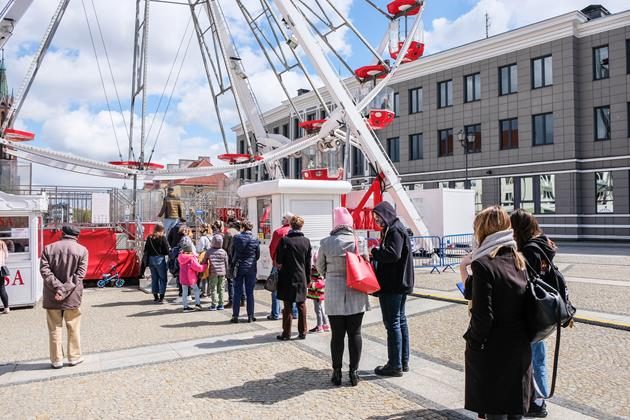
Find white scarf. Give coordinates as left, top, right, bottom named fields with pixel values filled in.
left=472, top=229, right=517, bottom=261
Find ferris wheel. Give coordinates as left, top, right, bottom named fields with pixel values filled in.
left=0, top=0, right=429, bottom=234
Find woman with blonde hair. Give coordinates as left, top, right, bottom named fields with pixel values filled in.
left=0, top=240, right=9, bottom=313
left=460, top=206, right=531, bottom=420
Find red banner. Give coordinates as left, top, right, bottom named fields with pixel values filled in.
left=42, top=228, right=139, bottom=281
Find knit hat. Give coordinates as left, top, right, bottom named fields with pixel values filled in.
left=62, top=225, right=80, bottom=237
left=333, top=207, right=353, bottom=228
left=211, top=234, right=223, bottom=248
left=183, top=244, right=193, bottom=253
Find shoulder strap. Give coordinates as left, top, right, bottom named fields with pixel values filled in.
left=523, top=242, right=554, bottom=267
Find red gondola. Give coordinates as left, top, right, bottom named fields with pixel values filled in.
left=367, top=110, right=395, bottom=130
left=355, top=64, right=389, bottom=81
left=217, top=153, right=264, bottom=165
left=387, top=0, right=421, bottom=16
left=302, top=168, right=343, bottom=180
left=3, top=128, right=35, bottom=142
left=298, top=119, right=326, bottom=134
left=390, top=41, right=425, bottom=63
left=109, top=161, right=165, bottom=169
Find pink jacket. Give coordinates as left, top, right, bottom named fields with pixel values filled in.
left=177, top=253, right=207, bottom=286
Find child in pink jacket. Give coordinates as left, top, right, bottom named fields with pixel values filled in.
left=178, top=244, right=208, bottom=312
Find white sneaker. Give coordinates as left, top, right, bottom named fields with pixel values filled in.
left=51, top=362, right=63, bottom=369
left=68, top=358, right=84, bottom=367
left=1, top=308, right=8, bottom=314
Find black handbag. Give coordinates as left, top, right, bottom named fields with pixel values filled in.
left=264, top=269, right=279, bottom=292
left=0, top=265, right=9, bottom=278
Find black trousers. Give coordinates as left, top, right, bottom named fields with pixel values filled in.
left=0, top=277, right=8, bottom=309
left=328, top=312, right=364, bottom=370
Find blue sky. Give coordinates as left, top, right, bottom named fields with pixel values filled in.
left=2, top=0, right=629, bottom=187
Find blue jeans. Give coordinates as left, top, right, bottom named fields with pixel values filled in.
left=531, top=341, right=549, bottom=398
left=163, top=218, right=178, bottom=235
left=227, top=278, right=245, bottom=304
left=271, top=290, right=298, bottom=319
left=149, top=256, right=167, bottom=294
left=233, top=270, right=257, bottom=318
left=182, top=284, right=201, bottom=308
left=379, top=293, right=409, bottom=370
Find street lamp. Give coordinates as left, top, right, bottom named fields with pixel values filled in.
left=457, top=129, right=476, bottom=189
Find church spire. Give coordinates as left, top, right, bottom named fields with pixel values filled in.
left=0, top=50, right=9, bottom=100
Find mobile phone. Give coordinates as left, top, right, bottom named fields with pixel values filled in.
left=456, top=282, right=465, bottom=296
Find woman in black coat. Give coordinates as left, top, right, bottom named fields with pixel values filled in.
left=460, top=206, right=532, bottom=420
left=276, top=215, right=312, bottom=341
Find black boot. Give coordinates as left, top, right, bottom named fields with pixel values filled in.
left=349, top=369, right=359, bottom=386
left=331, top=368, right=342, bottom=386
left=153, top=293, right=159, bottom=303
left=159, top=293, right=165, bottom=303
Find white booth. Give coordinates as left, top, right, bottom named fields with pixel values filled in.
left=237, top=179, right=352, bottom=279
left=407, top=187, right=475, bottom=237
left=0, top=191, right=48, bottom=307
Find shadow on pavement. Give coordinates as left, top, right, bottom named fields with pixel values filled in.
left=161, top=320, right=232, bottom=328
left=92, top=299, right=157, bottom=308
left=0, top=362, right=53, bottom=376
left=127, top=308, right=184, bottom=317
left=194, top=332, right=278, bottom=350
left=193, top=367, right=339, bottom=403
left=367, top=409, right=471, bottom=419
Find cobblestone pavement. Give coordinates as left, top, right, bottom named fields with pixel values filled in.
left=0, top=287, right=262, bottom=364
left=0, top=342, right=437, bottom=419
left=363, top=304, right=630, bottom=419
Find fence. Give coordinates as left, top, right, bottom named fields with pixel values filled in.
left=411, top=233, right=474, bottom=273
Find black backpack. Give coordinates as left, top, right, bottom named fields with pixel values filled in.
left=168, top=246, right=181, bottom=276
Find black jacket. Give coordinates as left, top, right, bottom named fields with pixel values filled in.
left=463, top=247, right=532, bottom=415
left=276, top=231, right=312, bottom=303
left=167, top=222, right=185, bottom=248
left=521, top=235, right=556, bottom=276
left=371, top=202, right=414, bottom=294
left=144, top=235, right=169, bottom=257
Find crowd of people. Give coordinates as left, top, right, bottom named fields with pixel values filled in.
left=17, top=186, right=564, bottom=419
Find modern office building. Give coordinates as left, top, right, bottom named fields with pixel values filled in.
left=234, top=5, right=630, bottom=240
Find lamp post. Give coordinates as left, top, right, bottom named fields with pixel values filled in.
left=458, top=130, right=476, bottom=189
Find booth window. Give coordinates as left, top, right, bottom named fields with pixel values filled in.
left=0, top=216, right=30, bottom=253
left=256, top=197, right=272, bottom=240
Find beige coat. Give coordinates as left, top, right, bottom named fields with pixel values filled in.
left=40, top=236, right=89, bottom=310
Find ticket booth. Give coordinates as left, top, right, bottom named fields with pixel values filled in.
left=0, top=191, right=48, bottom=307
left=237, top=179, right=352, bottom=279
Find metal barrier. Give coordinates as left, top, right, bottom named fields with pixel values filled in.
left=410, top=236, right=442, bottom=273
left=441, top=234, right=474, bottom=272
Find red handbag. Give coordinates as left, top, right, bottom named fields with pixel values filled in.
left=346, top=238, right=380, bottom=294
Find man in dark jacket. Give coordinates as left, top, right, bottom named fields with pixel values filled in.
left=158, top=187, right=183, bottom=234
left=371, top=201, right=414, bottom=377
left=223, top=219, right=244, bottom=309
left=40, top=225, right=89, bottom=369
left=230, top=221, right=260, bottom=323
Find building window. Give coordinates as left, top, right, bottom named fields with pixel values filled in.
left=409, top=133, right=423, bottom=160
left=499, top=64, right=517, bottom=95
left=438, top=128, right=453, bottom=157
left=273, top=127, right=279, bottom=134
left=520, top=177, right=535, bottom=213
left=293, top=118, right=300, bottom=139
left=596, top=172, right=613, bottom=213
left=464, top=124, right=482, bottom=153
left=593, top=45, right=609, bottom=80
left=470, top=180, right=483, bottom=213
left=532, top=55, right=552, bottom=88
left=282, top=159, right=289, bottom=177
left=294, top=157, right=302, bottom=179
left=532, top=113, right=553, bottom=146
left=627, top=40, right=630, bottom=74
left=464, top=73, right=480, bottom=102
left=409, top=87, right=422, bottom=114
left=540, top=174, right=556, bottom=214
left=393, top=92, right=399, bottom=116
left=500, top=177, right=514, bottom=212
left=499, top=118, right=518, bottom=150
left=438, top=80, right=452, bottom=108
left=351, top=146, right=364, bottom=176
left=282, top=123, right=289, bottom=138
left=306, top=112, right=316, bottom=121
left=386, top=137, right=400, bottom=162
left=594, top=106, right=611, bottom=141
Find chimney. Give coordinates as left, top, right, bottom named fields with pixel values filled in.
left=297, top=88, right=310, bottom=96
left=580, top=4, right=610, bottom=20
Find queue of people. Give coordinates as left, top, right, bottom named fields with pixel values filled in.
left=34, top=191, right=562, bottom=420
